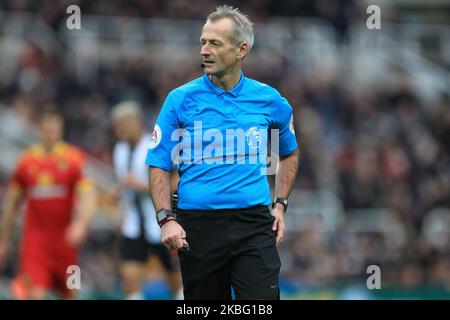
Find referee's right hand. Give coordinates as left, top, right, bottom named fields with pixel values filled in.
left=161, top=220, right=189, bottom=251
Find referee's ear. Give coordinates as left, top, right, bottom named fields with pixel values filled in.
left=237, top=42, right=249, bottom=60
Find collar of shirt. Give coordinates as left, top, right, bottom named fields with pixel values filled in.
left=32, top=141, right=68, bottom=158
left=202, top=71, right=245, bottom=97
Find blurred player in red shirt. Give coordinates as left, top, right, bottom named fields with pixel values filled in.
left=0, top=111, right=97, bottom=299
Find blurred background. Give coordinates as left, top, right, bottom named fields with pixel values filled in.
left=0, top=0, right=449, bottom=299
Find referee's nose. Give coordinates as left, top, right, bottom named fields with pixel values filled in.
left=200, top=44, right=211, bottom=57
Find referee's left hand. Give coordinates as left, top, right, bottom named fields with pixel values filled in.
left=271, top=206, right=286, bottom=246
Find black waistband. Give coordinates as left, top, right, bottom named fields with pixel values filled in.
left=177, top=205, right=269, bottom=215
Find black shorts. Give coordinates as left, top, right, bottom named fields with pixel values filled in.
left=176, top=205, right=281, bottom=300
left=119, top=236, right=179, bottom=272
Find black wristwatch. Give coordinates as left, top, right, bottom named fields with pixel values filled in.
left=272, top=197, right=288, bottom=213
left=156, top=209, right=175, bottom=227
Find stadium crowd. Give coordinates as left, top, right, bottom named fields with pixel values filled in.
left=0, top=1, right=449, bottom=299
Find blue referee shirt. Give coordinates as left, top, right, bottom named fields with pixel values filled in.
left=146, top=72, right=298, bottom=210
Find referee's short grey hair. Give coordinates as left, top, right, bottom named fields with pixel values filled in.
left=207, top=5, right=254, bottom=52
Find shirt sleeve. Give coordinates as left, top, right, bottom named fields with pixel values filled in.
left=71, top=149, right=94, bottom=193
left=271, top=93, right=298, bottom=157
left=145, top=90, right=182, bottom=171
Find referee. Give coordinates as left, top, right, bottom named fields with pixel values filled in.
left=146, top=5, right=299, bottom=300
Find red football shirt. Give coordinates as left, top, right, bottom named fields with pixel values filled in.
left=10, top=142, right=91, bottom=244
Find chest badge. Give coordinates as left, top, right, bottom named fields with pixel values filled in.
left=246, top=126, right=261, bottom=149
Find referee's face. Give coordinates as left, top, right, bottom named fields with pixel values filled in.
left=200, top=18, right=244, bottom=77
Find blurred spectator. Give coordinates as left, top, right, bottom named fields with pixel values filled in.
left=110, top=101, right=182, bottom=300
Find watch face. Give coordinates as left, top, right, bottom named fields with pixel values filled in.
left=157, top=209, right=173, bottom=222
left=274, top=198, right=287, bottom=204
left=157, top=210, right=167, bottom=222
left=273, top=198, right=288, bottom=211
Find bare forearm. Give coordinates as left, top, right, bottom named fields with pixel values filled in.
left=169, top=170, right=180, bottom=193
left=75, top=189, right=97, bottom=226
left=0, top=188, right=21, bottom=243
left=275, top=148, right=299, bottom=198
left=148, top=167, right=171, bottom=212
